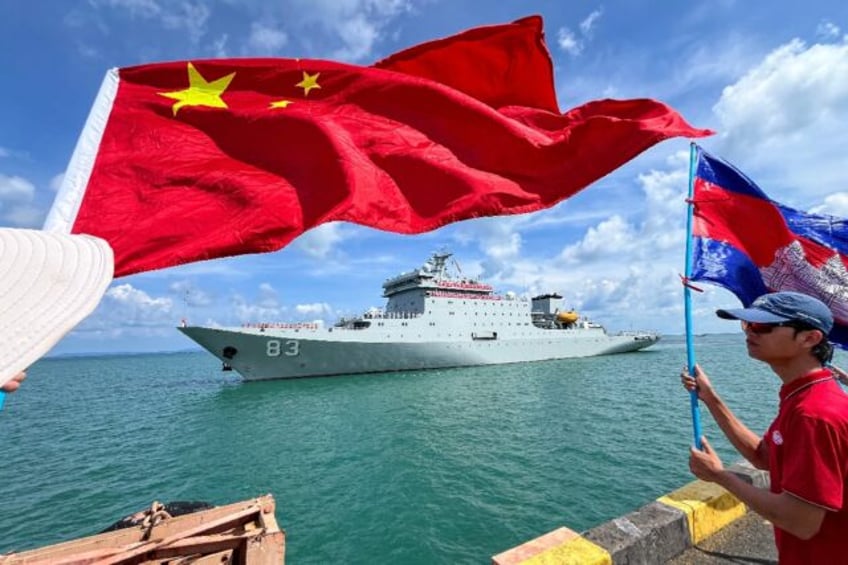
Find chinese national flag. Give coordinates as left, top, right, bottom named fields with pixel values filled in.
left=46, top=15, right=711, bottom=277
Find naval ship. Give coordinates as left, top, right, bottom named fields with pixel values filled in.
left=178, top=252, right=660, bottom=380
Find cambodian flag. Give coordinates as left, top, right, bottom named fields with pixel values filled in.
left=690, top=145, right=848, bottom=348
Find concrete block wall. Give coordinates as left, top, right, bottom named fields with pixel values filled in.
left=491, top=461, right=769, bottom=564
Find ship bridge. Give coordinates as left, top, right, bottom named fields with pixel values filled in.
left=382, top=252, right=495, bottom=299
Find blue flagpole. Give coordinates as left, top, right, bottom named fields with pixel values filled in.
left=684, top=142, right=703, bottom=450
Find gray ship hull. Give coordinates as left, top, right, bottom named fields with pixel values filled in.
left=178, top=326, right=659, bottom=381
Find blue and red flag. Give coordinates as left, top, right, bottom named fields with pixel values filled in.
left=690, top=145, right=848, bottom=348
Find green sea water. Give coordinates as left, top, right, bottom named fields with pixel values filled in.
left=1, top=335, right=844, bottom=563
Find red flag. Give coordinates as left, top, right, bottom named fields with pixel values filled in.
left=375, top=15, right=559, bottom=113
left=46, top=16, right=712, bottom=277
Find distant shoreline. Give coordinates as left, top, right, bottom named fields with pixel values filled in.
left=44, top=348, right=204, bottom=360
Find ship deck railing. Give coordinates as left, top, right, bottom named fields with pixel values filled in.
left=242, top=322, right=320, bottom=330
left=361, top=312, right=422, bottom=319
left=614, top=330, right=660, bottom=337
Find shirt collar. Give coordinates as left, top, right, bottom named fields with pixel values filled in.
left=779, top=368, right=833, bottom=403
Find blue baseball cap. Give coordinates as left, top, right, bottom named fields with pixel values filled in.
left=716, top=291, right=834, bottom=335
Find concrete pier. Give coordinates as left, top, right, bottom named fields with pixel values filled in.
left=492, top=462, right=773, bottom=564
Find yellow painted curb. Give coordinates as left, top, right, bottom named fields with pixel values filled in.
left=658, top=480, right=746, bottom=543
left=523, top=536, right=611, bottom=565
left=492, top=527, right=611, bottom=565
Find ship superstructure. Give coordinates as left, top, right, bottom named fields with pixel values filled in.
left=179, top=252, right=659, bottom=380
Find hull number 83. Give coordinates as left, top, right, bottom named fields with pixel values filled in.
left=266, top=339, right=300, bottom=357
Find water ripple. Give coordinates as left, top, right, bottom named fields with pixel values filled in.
left=2, top=339, right=840, bottom=563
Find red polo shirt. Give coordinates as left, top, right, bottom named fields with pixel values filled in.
left=764, top=368, right=848, bottom=563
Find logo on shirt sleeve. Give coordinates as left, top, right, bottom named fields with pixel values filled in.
left=772, top=430, right=784, bottom=445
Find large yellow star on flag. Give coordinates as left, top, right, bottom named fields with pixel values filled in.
left=270, top=99, right=293, bottom=109
left=160, top=63, right=236, bottom=116
left=296, top=71, right=321, bottom=96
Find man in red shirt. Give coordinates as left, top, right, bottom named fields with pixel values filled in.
left=681, top=291, right=848, bottom=563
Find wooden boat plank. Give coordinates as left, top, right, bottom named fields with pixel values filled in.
left=0, top=495, right=283, bottom=565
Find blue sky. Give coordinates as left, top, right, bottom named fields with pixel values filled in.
left=1, top=0, right=847, bottom=355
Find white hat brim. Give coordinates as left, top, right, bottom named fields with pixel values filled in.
left=0, top=229, right=114, bottom=388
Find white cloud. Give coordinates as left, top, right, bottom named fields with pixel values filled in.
left=671, top=34, right=762, bottom=96
left=469, top=217, right=523, bottom=260
left=556, top=9, right=603, bottom=58
left=0, top=174, right=35, bottom=201
left=5, top=206, right=43, bottom=227
left=333, top=14, right=380, bottom=61
left=556, top=28, right=582, bottom=56
left=295, top=302, right=333, bottom=317
left=232, top=300, right=283, bottom=323
left=93, top=0, right=211, bottom=44
left=76, top=42, right=100, bottom=59
left=293, top=222, right=347, bottom=258
left=636, top=161, right=689, bottom=250
left=89, top=283, right=175, bottom=330
left=169, top=280, right=213, bottom=306
left=713, top=38, right=848, bottom=201
left=0, top=174, right=41, bottom=227
left=107, top=284, right=173, bottom=312
left=457, top=150, right=694, bottom=331
left=98, top=0, right=161, bottom=18
left=230, top=283, right=288, bottom=322
left=212, top=33, right=229, bottom=57
left=485, top=233, right=522, bottom=261
left=445, top=215, right=526, bottom=280
left=579, top=9, right=603, bottom=36
left=560, top=174, right=684, bottom=263
left=559, top=215, right=636, bottom=263
left=811, top=192, right=848, bottom=216
left=160, top=2, right=210, bottom=44
left=816, top=20, right=841, bottom=40
left=247, top=22, right=288, bottom=54
left=50, top=173, right=65, bottom=192
left=291, top=0, right=413, bottom=61
left=257, top=283, right=280, bottom=309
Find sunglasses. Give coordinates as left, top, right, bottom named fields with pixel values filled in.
left=741, top=320, right=813, bottom=334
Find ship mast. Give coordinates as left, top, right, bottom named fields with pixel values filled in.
left=430, top=251, right=452, bottom=282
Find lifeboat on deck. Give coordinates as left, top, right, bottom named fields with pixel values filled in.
left=556, top=310, right=579, bottom=324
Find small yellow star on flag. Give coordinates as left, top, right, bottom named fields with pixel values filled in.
left=296, top=71, right=321, bottom=96
left=159, top=62, right=235, bottom=116
left=270, top=99, right=293, bottom=109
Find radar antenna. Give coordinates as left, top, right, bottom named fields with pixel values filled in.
left=452, top=258, right=463, bottom=277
